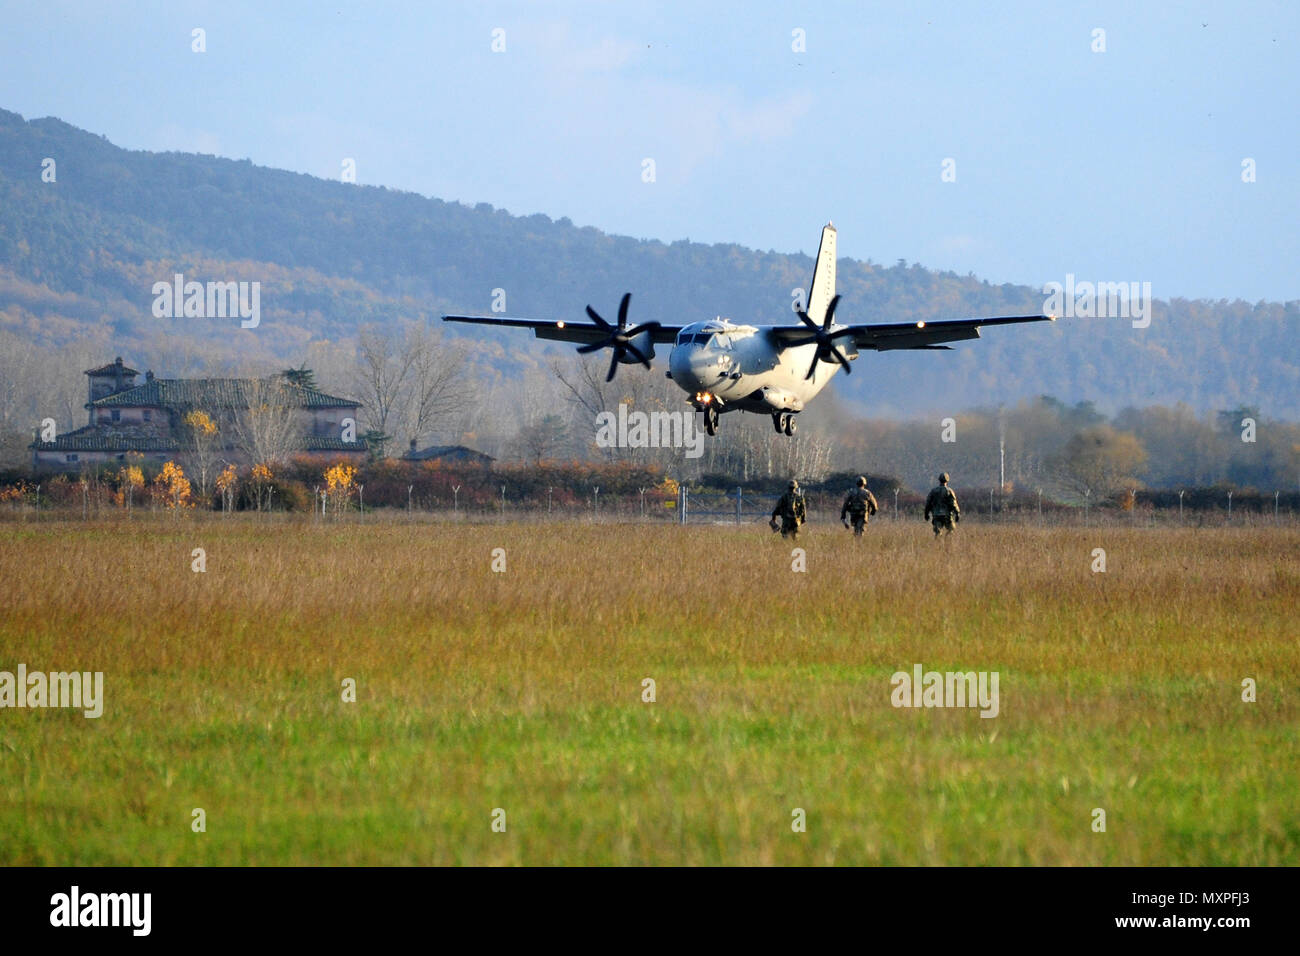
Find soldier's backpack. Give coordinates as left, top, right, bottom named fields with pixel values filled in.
left=932, top=486, right=955, bottom=516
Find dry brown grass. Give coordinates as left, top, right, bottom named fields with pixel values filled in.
left=1, top=515, right=1296, bottom=864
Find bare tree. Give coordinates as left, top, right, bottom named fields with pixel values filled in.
left=516, top=414, right=569, bottom=464
left=354, top=324, right=417, bottom=454
left=402, top=324, right=465, bottom=447
left=0, top=330, right=40, bottom=432
left=231, top=377, right=301, bottom=466
left=551, top=355, right=683, bottom=464
left=351, top=322, right=467, bottom=457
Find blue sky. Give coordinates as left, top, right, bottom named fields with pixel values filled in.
left=2, top=1, right=1297, bottom=300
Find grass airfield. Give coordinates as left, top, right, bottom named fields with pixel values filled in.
left=2, top=515, right=1297, bottom=865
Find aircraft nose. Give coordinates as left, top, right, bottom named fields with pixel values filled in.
left=670, top=347, right=723, bottom=390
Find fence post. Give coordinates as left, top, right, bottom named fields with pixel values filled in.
left=678, top=486, right=687, bottom=525
left=735, top=486, right=742, bottom=524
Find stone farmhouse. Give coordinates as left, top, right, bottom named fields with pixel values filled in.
left=31, top=357, right=367, bottom=471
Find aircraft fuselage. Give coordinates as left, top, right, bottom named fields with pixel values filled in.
left=666, top=319, right=857, bottom=416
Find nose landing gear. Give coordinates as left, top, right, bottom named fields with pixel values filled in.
left=703, top=403, right=719, bottom=436
left=772, top=412, right=797, bottom=436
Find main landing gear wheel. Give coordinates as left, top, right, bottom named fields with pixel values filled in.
left=704, top=405, right=719, bottom=436
left=773, top=412, right=797, bottom=436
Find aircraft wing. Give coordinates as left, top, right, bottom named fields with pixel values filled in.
left=773, top=314, right=1054, bottom=351
left=442, top=314, right=683, bottom=345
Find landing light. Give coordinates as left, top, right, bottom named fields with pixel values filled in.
left=556, top=321, right=565, bottom=328
left=916, top=321, right=926, bottom=328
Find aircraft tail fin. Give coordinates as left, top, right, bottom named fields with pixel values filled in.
left=806, top=222, right=837, bottom=324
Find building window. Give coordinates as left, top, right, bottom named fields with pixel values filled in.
left=111, top=409, right=121, bottom=422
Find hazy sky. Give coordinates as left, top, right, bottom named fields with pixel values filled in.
left=2, top=1, right=1297, bottom=301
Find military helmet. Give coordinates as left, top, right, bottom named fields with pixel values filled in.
left=939, top=472, right=949, bottom=484
left=856, top=476, right=867, bottom=487
left=789, top=479, right=798, bottom=489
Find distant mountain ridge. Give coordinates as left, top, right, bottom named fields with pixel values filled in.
left=1, top=107, right=1296, bottom=418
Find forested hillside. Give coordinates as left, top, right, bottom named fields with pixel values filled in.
left=2, top=106, right=1297, bottom=423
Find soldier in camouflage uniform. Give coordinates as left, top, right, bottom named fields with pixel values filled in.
left=770, top=479, right=807, bottom=539
left=924, top=472, right=960, bottom=537
left=840, top=476, right=879, bottom=537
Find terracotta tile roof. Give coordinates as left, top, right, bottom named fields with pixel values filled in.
left=31, top=426, right=179, bottom=452
left=403, top=444, right=494, bottom=463
left=300, top=437, right=369, bottom=451
left=89, top=378, right=361, bottom=409
left=31, top=427, right=367, bottom=453
left=84, top=358, right=142, bottom=376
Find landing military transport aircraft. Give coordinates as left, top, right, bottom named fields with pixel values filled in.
left=443, top=224, right=1054, bottom=437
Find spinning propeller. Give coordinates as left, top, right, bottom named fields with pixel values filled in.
left=576, top=293, right=662, bottom=382
left=793, top=293, right=853, bottom=380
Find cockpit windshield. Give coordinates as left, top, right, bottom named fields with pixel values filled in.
left=676, top=330, right=727, bottom=347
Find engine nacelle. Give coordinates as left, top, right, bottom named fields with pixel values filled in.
left=616, top=330, right=656, bottom=364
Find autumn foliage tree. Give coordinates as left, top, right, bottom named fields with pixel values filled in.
left=181, top=409, right=221, bottom=500
left=249, top=462, right=274, bottom=511
left=1049, top=425, right=1148, bottom=503
left=116, top=461, right=144, bottom=511
left=151, top=461, right=193, bottom=510
left=216, top=463, right=238, bottom=513
left=324, top=462, right=357, bottom=514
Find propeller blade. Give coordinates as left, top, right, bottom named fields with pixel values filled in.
left=822, top=294, right=842, bottom=330
left=576, top=340, right=608, bottom=354
left=805, top=354, right=821, bottom=380
left=624, top=321, right=661, bottom=338
left=585, top=305, right=611, bottom=329
left=623, top=341, right=651, bottom=369
left=606, top=352, right=620, bottom=382
left=617, top=293, right=631, bottom=330
left=796, top=310, right=818, bottom=331
left=831, top=347, right=851, bottom=373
